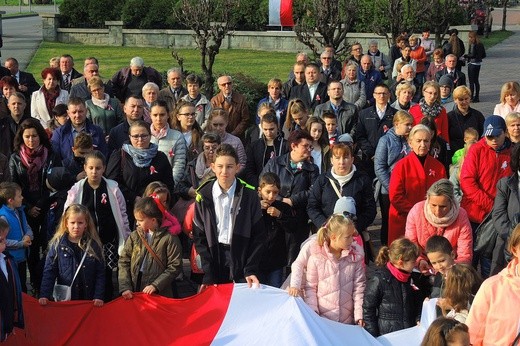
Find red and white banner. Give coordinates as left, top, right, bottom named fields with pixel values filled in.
left=268, top=0, right=294, bottom=27
left=5, top=284, right=437, bottom=345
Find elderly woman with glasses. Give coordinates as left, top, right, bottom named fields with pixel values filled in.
left=307, top=134, right=376, bottom=260
left=106, top=120, right=174, bottom=226
left=410, top=80, right=450, bottom=143
left=405, top=179, right=472, bottom=274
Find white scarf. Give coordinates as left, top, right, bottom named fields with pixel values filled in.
left=91, top=93, right=110, bottom=109
left=331, top=165, right=356, bottom=187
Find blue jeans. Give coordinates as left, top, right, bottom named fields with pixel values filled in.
left=259, top=268, right=284, bottom=288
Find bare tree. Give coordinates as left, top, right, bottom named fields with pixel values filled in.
left=501, top=0, right=510, bottom=31
left=173, top=0, right=238, bottom=98
left=294, top=0, right=358, bottom=60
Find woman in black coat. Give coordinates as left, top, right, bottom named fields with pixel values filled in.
left=106, top=120, right=174, bottom=227
left=464, top=31, right=486, bottom=102
left=492, top=144, right=520, bottom=275
left=9, top=118, right=58, bottom=293
left=307, top=139, right=376, bottom=261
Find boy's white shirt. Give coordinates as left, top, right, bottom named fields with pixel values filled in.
left=212, top=179, right=237, bottom=245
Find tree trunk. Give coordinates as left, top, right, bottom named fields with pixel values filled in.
left=502, top=0, right=509, bottom=31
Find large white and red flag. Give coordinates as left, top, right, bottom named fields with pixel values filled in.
left=268, top=0, right=295, bottom=27
left=5, top=284, right=437, bottom=345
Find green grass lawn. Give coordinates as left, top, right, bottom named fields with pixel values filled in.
left=481, top=29, right=514, bottom=49
left=27, top=42, right=296, bottom=85
left=26, top=29, right=513, bottom=85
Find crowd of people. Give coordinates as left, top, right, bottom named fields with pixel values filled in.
left=0, top=27, right=519, bottom=345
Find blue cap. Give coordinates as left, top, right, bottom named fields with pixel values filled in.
left=483, top=115, right=506, bottom=137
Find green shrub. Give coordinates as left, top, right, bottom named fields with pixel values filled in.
left=59, top=0, right=89, bottom=28
left=88, top=0, right=125, bottom=27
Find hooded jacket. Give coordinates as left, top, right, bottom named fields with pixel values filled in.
left=304, top=241, right=365, bottom=324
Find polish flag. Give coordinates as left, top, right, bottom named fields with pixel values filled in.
left=8, top=284, right=382, bottom=345
left=268, top=0, right=294, bottom=27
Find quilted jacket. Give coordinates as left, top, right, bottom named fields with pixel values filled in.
left=304, top=241, right=366, bottom=324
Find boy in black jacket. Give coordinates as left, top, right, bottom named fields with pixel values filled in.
left=193, top=144, right=266, bottom=289
left=257, top=172, right=295, bottom=288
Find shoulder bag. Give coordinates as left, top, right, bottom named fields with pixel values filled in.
left=53, top=242, right=90, bottom=301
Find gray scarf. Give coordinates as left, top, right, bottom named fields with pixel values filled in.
left=122, top=142, right=159, bottom=168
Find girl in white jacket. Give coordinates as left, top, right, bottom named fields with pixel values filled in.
left=64, top=151, right=131, bottom=301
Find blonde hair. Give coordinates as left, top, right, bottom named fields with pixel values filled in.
left=395, top=82, right=416, bottom=99
left=87, top=76, right=104, bottom=91
left=505, top=112, right=520, bottom=126
left=422, top=81, right=441, bottom=103
left=285, top=98, right=308, bottom=130
left=376, top=237, right=419, bottom=266
left=393, top=110, right=414, bottom=125
left=316, top=214, right=356, bottom=247
left=50, top=204, right=104, bottom=260
left=500, top=81, right=520, bottom=104
left=453, top=86, right=471, bottom=100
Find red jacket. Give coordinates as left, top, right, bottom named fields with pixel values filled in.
left=460, top=138, right=512, bottom=223
left=388, top=153, right=446, bottom=244
left=409, top=104, right=450, bottom=143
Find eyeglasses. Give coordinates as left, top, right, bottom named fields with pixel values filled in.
left=130, top=134, right=150, bottom=139
left=220, top=82, right=232, bottom=86
left=203, top=145, right=218, bottom=152
left=179, top=112, right=196, bottom=117
left=374, top=92, right=389, bottom=96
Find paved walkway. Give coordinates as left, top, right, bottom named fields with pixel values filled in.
left=469, top=24, right=520, bottom=115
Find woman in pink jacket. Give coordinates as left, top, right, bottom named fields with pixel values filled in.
left=406, top=179, right=473, bottom=273
left=466, top=224, right=520, bottom=346
left=303, top=214, right=366, bottom=325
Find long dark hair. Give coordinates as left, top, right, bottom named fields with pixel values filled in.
left=13, top=118, right=52, bottom=152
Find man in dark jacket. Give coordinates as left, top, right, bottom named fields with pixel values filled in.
left=51, top=98, right=107, bottom=162
left=107, top=95, right=144, bottom=157
left=314, top=81, right=358, bottom=137
left=59, top=54, right=83, bottom=93
left=111, top=57, right=163, bottom=102
left=261, top=130, right=319, bottom=266
left=289, top=63, right=328, bottom=112
left=193, top=144, right=266, bottom=287
left=355, top=83, right=397, bottom=178
left=0, top=93, right=30, bottom=157
left=4, top=57, right=40, bottom=102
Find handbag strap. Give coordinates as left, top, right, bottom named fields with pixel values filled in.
left=71, top=242, right=90, bottom=286
left=137, top=230, right=166, bottom=271
left=328, top=178, right=342, bottom=199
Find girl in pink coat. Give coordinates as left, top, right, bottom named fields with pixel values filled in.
left=303, top=214, right=366, bottom=325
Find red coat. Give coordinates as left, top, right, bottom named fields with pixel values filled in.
left=409, top=104, right=450, bottom=143
left=388, top=153, right=446, bottom=244
left=460, top=138, right=512, bottom=223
